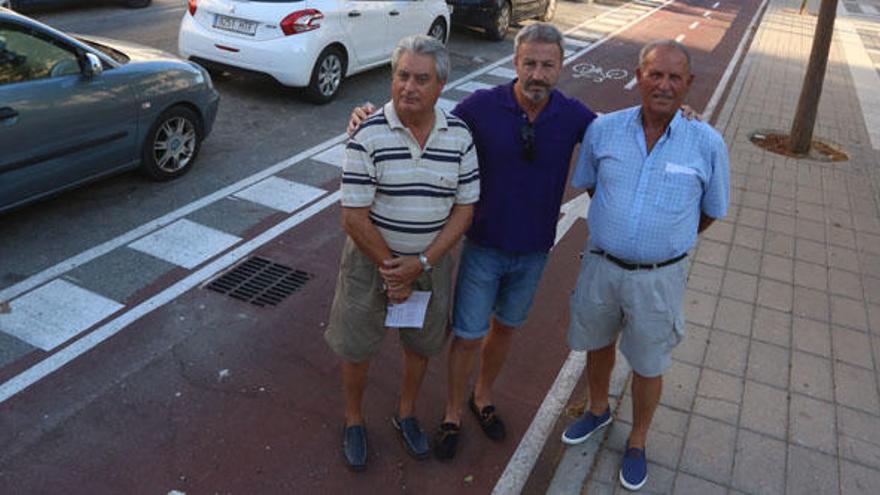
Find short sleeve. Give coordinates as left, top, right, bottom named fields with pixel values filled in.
left=701, top=133, right=730, bottom=219
left=455, top=138, right=480, bottom=204
left=571, top=122, right=599, bottom=189
left=340, top=138, right=376, bottom=207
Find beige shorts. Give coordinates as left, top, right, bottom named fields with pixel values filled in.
left=324, top=237, right=453, bottom=362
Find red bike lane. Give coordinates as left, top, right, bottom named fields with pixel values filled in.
left=0, top=1, right=763, bottom=492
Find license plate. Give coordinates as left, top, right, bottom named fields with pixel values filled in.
left=213, top=14, right=258, bottom=36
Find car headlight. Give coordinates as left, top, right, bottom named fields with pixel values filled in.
left=190, top=61, right=214, bottom=90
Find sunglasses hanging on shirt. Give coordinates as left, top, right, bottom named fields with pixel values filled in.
left=520, top=122, right=535, bottom=162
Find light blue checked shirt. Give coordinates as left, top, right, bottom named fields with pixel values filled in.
left=573, top=106, right=729, bottom=263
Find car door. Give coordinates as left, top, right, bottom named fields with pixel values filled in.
left=0, top=20, right=138, bottom=211
left=340, top=0, right=391, bottom=67
left=387, top=0, right=431, bottom=50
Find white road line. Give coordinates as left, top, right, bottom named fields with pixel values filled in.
left=624, top=76, right=638, bottom=90
left=0, top=192, right=339, bottom=405
left=690, top=21, right=700, bottom=29
left=233, top=177, right=327, bottom=213
left=704, top=10, right=712, bottom=17
left=456, top=81, right=495, bottom=93
left=0, top=279, right=124, bottom=351
left=676, top=33, right=686, bottom=42
left=128, top=219, right=241, bottom=269
left=837, top=12, right=880, bottom=150
left=436, top=97, right=459, bottom=112
left=488, top=67, right=518, bottom=79
left=564, top=37, right=591, bottom=48
left=704, top=0, right=770, bottom=121
left=712, top=1, right=720, bottom=8
left=311, top=143, right=346, bottom=168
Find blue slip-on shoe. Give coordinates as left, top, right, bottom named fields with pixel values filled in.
left=342, top=424, right=367, bottom=471
left=619, top=446, right=648, bottom=491
left=392, top=415, right=430, bottom=460
left=561, top=408, right=612, bottom=445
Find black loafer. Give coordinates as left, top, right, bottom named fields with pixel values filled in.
left=343, top=424, right=367, bottom=471
left=392, top=415, right=430, bottom=459
left=469, top=394, right=506, bottom=441
left=434, top=421, right=461, bottom=461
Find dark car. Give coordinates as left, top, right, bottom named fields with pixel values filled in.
left=0, top=8, right=220, bottom=214
left=447, top=0, right=556, bottom=41
left=0, top=0, right=150, bottom=9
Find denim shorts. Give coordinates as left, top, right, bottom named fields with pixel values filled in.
left=452, top=239, right=549, bottom=339
left=567, top=245, right=689, bottom=377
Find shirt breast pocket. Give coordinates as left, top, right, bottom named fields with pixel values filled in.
left=655, top=164, right=701, bottom=212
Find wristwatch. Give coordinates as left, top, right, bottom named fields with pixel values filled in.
left=418, top=253, right=433, bottom=273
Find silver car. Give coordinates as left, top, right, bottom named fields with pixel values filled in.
left=0, top=8, right=219, bottom=213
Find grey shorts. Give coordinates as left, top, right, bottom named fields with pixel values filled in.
left=567, top=247, right=689, bottom=377
left=324, top=237, right=453, bottom=362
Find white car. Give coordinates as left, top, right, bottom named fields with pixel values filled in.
left=178, top=0, right=450, bottom=103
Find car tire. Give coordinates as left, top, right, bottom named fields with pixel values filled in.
left=428, top=18, right=447, bottom=45
left=486, top=1, right=511, bottom=41
left=539, top=0, right=556, bottom=22
left=305, top=47, right=345, bottom=104
left=1, top=0, right=15, bottom=10
left=124, top=0, right=151, bottom=8
left=141, top=106, right=203, bottom=181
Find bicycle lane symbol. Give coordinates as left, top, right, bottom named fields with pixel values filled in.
left=571, top=62, right=629, bottom=83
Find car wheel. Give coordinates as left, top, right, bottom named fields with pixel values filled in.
left=141, top=106, right=203, bottom=181
left=124, top=0, right=151, bottom=8
left=1, top=0, right=14, bottom=10
left=428, top=18, right=447, bottom=45
left=539, top=0, right=556, bottom=22
left=305, top=47, right=345, bottom=104
left=486, top=1, right=511, bottom=41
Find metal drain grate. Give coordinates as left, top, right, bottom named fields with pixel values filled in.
left=206, top=256, right=311, bottom=307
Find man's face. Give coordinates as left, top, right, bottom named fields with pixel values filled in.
left=636, top=45, right=694, bottom=119
left=514, top=41, right=562, bottom=103
left=391, top=51, right=444, bottom=117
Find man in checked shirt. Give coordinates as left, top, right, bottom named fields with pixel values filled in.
left=561, top=40, right=729, bottom=491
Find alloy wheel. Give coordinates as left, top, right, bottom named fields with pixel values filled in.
left=153, top=116, right=196, bottom=173
left=317, top=54, right=342, bottom=97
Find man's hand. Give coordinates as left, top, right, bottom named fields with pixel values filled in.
left=347, top=102, right=377, bottom=136
left=379, top=256, right=423, bottom=288
left=680, top=104, right=702, bottom=121
left=386, top=283, right=414, bottom=305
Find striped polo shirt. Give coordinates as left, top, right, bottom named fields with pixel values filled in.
left=342, top=101, right=480, bottom=255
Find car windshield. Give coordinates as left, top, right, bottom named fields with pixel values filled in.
left=78, top=38, right=129, bottom=64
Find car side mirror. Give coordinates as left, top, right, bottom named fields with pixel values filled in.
left=82, top=52, right=104, bottom=78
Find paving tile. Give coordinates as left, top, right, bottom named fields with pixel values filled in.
left=731, top=429, right=786, bottom=494
left=739, top=207, right=769, bottom=229
left=829, top=245, right=861, bottom=273
left=772, top=180, right=796, bottom=199
left=835, top=362, right=880, bottom=414
left=727, top=246, right=761, bottom=275
left=853, top=214, right=880, bottom=235
left=694, top=369, right=742, bottom=425
left=733, top=225, right=765, bottom=250
left=753, top=306, right=792, bottom=346
left=795, top=201, right=825, bottom=221
left=838, top=406, right=880, bottom=470
left=831, top=296, right=868, bottom=331
left=747, top=341, right=790, bottom=389
left=687, top=262, right=724, bottom=295
left=721, top=271, right=758, bottom=303
left=796, top=217, right=827, bottom=243
left=645, top=429, right=683, bottom=470
left=705, top=330, right=749, bottom=377
left=832, top=326, right=874, bottom=369
left=863, top=276, right=880, bottom=305
left=786, top=445, right=839, bottom=495
left=829, top=224, right=857, bottom=249
left=840, top=460, right=880, bottom=495
left=742, top=190, right=770, bottom=210
left=792, top=351, right=834, bottom=401
left=830, top=269, right=865, bottom=300
left=765, top=231, right=795, bottom=257
left=797, top=186, right=824, bottom=206
left=741, top=380, right=788, bottom=439
left=761, top=253, right=794, bottom=283
left=861, top=252, right=880, bottom=279
left=680, top=416, right=736, bottom=485
left=673, top=473, right=726, bottom=495
left=793, top=317, right=831, bottom=357
left=770, top=195, right=796, bottom=215
left=757, top=278, right=794, bottom=312
left=794, top=286, right=830, bottom=321
left=683, top=290, right=717, bottom=328
left=695, top=240, right=729, bottom=268
left=673, top=323, right=709, bottom=366
left=790, top=393, right=837, bottom=454
left=796, top=238, right=828, bottom=265
left=713, top=298, right=753, bottom=336
left=660, top=361, right=700, bottom=410
left=703, top=220, right=734, bottom=243
left=767, top=212, right=794, bottom=234
left=794, top=260, right=828, bottom=291
left=857, top=231, right=880, bottom=256
left=870, top=304, right=880, bottom=336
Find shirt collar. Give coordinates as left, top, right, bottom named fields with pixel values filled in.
left=634, top=106, right=684, bottom=138
left=383, top=100, right=449, bottom=132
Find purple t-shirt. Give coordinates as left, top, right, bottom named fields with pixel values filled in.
left=453, top=81, right=596, bottom=253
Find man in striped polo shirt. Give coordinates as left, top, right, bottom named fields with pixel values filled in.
left=324, top=35, right=480, bottom=471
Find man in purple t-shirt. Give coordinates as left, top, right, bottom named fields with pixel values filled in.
left=349, top=23, right=595, bottom=460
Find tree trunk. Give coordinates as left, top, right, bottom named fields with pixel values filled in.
left=789, top=0, right=838, bottom=154
left=799, top=0, right=809, bottom=15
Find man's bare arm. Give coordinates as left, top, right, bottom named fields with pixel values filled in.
left=341, top=207, right=393, bottom=266
left=698, top=212, right=716, bottom=234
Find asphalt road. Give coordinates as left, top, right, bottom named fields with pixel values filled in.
left=0, top=0, right=614, bottom=289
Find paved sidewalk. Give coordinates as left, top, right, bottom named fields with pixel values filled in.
left=543, top=0, right=880, bottom=493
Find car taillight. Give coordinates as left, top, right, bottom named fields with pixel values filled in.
left=188, top=0, right=197, bottom=15
left=281, top=9, right=323, bottom=36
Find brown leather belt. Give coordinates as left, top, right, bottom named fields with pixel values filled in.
left=590, top=249, right=687, bottom=271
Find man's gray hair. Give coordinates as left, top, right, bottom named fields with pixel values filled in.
left=514, top=22, right=564, bottom=59
left=639, top=39, right=692, bottom=72
left=391, top=35, right=450, bottom=81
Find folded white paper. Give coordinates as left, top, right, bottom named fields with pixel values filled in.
left=385, top=291, right=432, bottom=329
